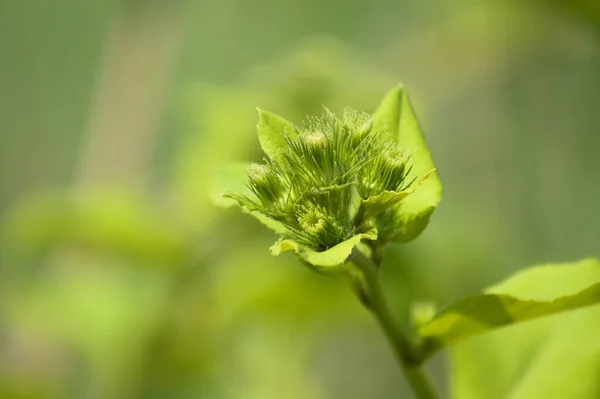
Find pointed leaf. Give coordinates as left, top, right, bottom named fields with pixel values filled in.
left=418, top=258, right=600, bottom=357
left=372, top=85, right=442, bottom=243
left=257, top=109, right=298, bottom=159
left=270, top=230, right=377, bottom=268
left=382, top=204, right=436, bottom=243
left=362, top=190, right=412, bottom=218
left=363, top=169, right=435, bottom=219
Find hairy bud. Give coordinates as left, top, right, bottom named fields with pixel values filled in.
left=234, top=108, right=420, bottom=251
left=247, top=162, right=283, bottom=205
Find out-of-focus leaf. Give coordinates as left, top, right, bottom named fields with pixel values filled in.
left=1, top=191, right=192, bottom=269
left=1, top=256, right=169, bottom=399
left=211, top=162, right=252, bottom=208
left=173, top=85, right=261, bottom=231
left=173, top=40, right=392, bottom=234
left=372, top=85, right=442, bottom=243
left=418, top=258, right=600, bottom=357
left=257, top=109, right=297, bottom=159
left=450, top=258, right=600, bottom=398
left=270, top=230, right=377, bottom=268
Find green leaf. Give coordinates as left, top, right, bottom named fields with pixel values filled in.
left=418, top=258, right=600, bottom=358
left=372, top=85, right=442, bottom=243
left=450, top=258, right=600, bottom=399
left=363, top=169, right=435, bottom=219
left=270, top=230, right=377, bottom=268
left=256, top=109, right=298, bottom=159
left=362, top=190, right=412, bottom=218
left=2, top=191, right=192, bottom=269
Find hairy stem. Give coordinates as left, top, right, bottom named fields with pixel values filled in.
left=349, top=249, right=439, bottom=399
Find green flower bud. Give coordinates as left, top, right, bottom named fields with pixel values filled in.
left=296, top=205, right=348, bottom=250
left=247, top=162, right=269, bottom=181
left=379, top=142, right=411, bottom=190
left=300, top=131, right=327, bottom=149
left=298, top=205, right=328, bottom=235
left=247, top=162, right=283, bottom=204
left=358, top=120, right=372, bottom=138
left=358, top=142, right=413, bottom=198
left=343, top=109, right=373, bottom=147
left=234, top=105, right=423, bottom=252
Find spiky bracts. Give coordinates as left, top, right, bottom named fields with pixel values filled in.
left=227, top=109, right=417, bottom=251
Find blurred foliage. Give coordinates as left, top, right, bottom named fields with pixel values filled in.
left=543, top=0, right=600, bottom=26
left=172, top=38, right=392, bottom=231
left=1, top=37, right=405, bottom=399
left=451, top=259, right=600, bottom=398
left=420, top=258, right=600, bottom=357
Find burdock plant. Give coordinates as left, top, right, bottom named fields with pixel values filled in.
left=222, top=85, right=443, bottom=398
left=216, top=85, right=600, bottom=399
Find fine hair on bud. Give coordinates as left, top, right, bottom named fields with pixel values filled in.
left=246, top=162, right=285, bottom=205
left=343, top=109, right=373, bottom=147
left=295, top=204, right=348, bottom=251
left=232, top=108, right=422, bottom=251
left=358, top=142, right=414, bottom=197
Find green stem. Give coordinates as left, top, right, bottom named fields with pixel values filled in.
left=349, top=249, right=439, bottom=399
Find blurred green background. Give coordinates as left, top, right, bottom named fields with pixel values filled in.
left=1, top=1, right=599, bottom=398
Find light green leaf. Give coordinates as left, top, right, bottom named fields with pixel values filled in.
left=382, top=204, right=436, bottom=243
left=2, top=191, right=192, bottom=269
left=363, top=169, right=435, bottom=219
left=362, top=190, right=412, bottom=218
left=372, top=85, right=442, bottom=243
left=450, top=258, right=600, bottom=399
left=418, top=258, right=600, bottom=358
left=256, top=109, right=298, bottom=159
left=270, top=230, right=377, bottom=268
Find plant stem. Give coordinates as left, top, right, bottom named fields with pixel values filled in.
left=349, top=249, right=439, bottom=399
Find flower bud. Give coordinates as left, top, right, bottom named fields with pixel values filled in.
left=298, top=206, right=328, bottom=236
left=343, top=109, right=372, bottom=147
left=247, top=162, right=283, bottom=204
left=300, top=131, right=327, bottom=149
left=232, top=105, right=423, bottom=252
left=377, top=143, right=411, bottom=191
left=358, top=120, right=373, bottom=137
left=381, top=143, right=407, bottom=172
left=358, top=142, right=413, bottom=198
left=296, top=205, right=347, bottom=250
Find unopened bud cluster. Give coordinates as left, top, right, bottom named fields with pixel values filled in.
left=229, top=109, right=416, bottom=251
